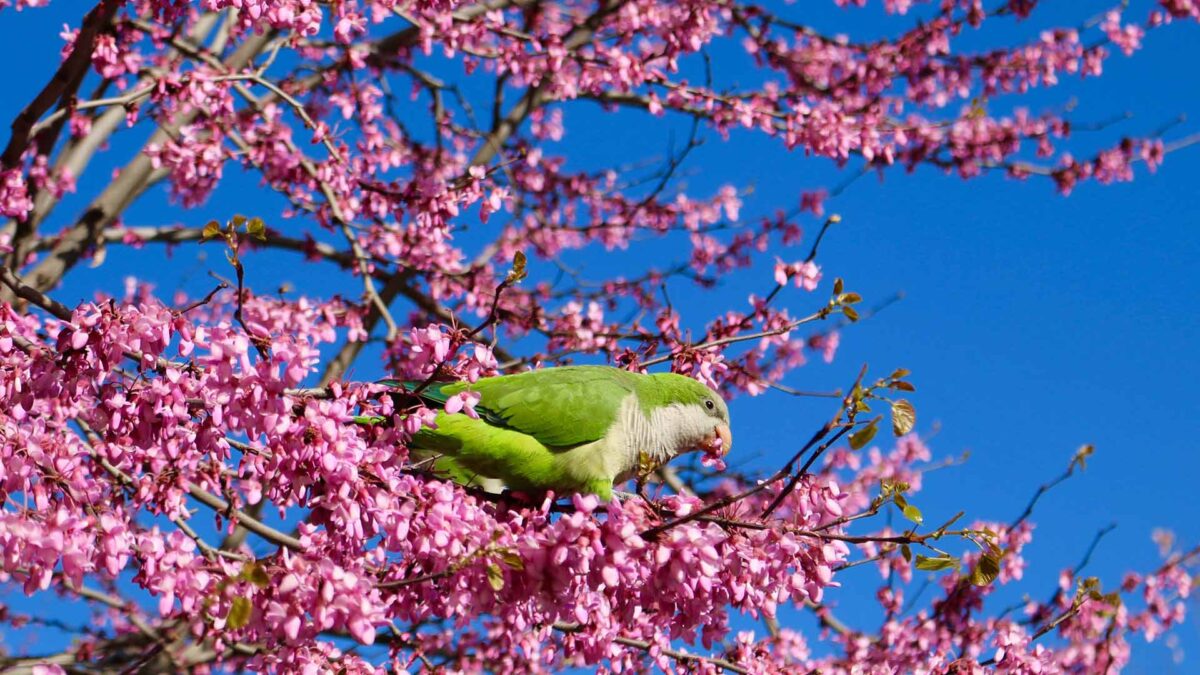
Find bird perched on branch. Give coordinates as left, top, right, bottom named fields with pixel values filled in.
left=379, top=365, right=732, bottom=500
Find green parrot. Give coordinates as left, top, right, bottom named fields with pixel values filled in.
left=382, top=365, right=732, bottom=500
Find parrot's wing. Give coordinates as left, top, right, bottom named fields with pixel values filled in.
left=379, top=379, right=511, bottom=427
left=439, top=366, right=642, bottom=448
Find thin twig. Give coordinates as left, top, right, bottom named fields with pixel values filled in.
left=1012, top=445, right=1093, bottom=529
left=186, top=484, right=304, bottom=551
left=552, top=622, right=749, bottom=674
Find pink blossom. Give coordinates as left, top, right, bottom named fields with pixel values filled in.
left=0, top=167, right=33, bottom=218
left=774, top=259, right=822, bottom=291
left=1102, top=10, right=1146, bottom=56
left=444, top=390, right=481, bottom=418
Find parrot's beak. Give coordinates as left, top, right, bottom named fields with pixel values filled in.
left=700, top=423, right=733, bottom=455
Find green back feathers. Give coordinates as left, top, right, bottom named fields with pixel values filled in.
left=442, top=366, right=641, bottom=448
left=383, top=366, right=717, bottom=450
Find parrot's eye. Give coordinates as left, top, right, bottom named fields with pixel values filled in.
left=704, top=399, right=715, bottom=411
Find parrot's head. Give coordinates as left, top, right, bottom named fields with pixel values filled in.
left=696, top=390, right=732, bottom=458
left=649, top=374, right=732, bottom=459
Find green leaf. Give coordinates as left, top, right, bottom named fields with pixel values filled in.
left=1077, top=576, right=1101, bottom=600
left=246, top=216, right=267, bottom=241
left=352, top=415, right=387, bottom=426
left=970, top=553, right=1002, bottom=587
left=230, top=214, right=247, bottom=228
left=833, top=278, right=844, bottom=295
left=901, top=502, right=924, bottom=525
left=891, top=399, right=916, bottom=436
left=848, top=419, right=878, bottom=450
left=891, top=381, right=916, bottom=392
left=920, top=556, right=961, bottom=572
left=226, top=596, right=252, bottom=629
left=968, top=96, right=989, bottom=119
left=486, top=563, right=505, bottom=591
left=837, top=292, right=863, bottom=305
left=243, top=562, right=271, bottom=589
left=900, top=544, right=912, bottom=563
left=841, top=305, right=859, bottom=322
left=201, top=220, right=222, bottom=240
left=915, top=555, right=959, bottom=572
left=499, top=551, right=524, bottom=571
left=1071, top=444, right=1095, bottom=471
left=506, top=250, right=527, bottom=284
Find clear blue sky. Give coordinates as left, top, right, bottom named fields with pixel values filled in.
left=1, top=1, right=1197, bottom=670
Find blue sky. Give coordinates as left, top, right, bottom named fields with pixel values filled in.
left=1, top=1, right=1198, bottom=670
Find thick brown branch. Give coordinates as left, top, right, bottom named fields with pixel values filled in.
left=7, top=31, right=274, bottom=302
left=0, top=265, right=72, bottom=320
left=1, top=0, right=118, bottom=169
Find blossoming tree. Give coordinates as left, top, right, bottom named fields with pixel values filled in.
left=1, top=0, right=1197, bottom=672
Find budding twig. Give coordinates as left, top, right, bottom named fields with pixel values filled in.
left=552, top=622, right=749, bottom=674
